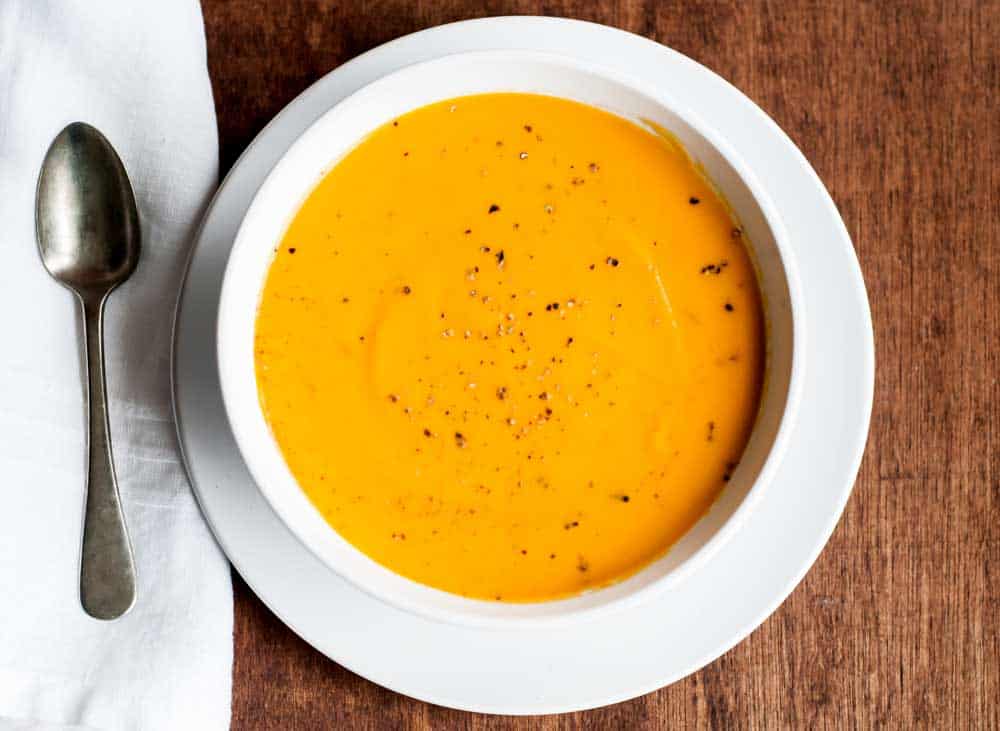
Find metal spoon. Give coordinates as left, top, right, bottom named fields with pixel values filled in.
left=36, top=122, right=140, bottom=620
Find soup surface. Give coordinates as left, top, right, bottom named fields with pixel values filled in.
left=255, top=93, right=764, bottom=602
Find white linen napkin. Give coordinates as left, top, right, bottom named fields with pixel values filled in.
left=0, top=1, right=232, bottom=728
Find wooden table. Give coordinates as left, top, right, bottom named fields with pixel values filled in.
left=202, top=1, right=999, bottom=726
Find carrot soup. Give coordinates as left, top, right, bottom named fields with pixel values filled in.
left=254, top=94, right=764, bottom=601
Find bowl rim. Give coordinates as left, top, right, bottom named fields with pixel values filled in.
left=216, top=48, right=807, bottom=629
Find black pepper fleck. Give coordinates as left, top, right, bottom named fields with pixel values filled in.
left=700, top=260, right=729, bottom=275
left=723, top=461, right=736, bottom=482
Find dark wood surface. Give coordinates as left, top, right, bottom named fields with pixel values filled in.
left=202, top=1, right=999, bottom=727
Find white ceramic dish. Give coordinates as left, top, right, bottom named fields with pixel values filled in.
left=216, top=49, right=805, bottom=629
left=174, top=17, right=873, bottom=712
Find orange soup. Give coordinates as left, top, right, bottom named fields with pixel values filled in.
left=254, top=94, right=764, bottom=601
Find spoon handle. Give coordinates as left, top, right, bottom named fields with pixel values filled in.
left=79, top=294, right=136, bottom=619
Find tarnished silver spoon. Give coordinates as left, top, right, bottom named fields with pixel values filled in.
left=36, top=122, right=139, bottom=620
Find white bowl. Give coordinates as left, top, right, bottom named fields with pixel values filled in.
left=217, top=50, right=805, bottom=629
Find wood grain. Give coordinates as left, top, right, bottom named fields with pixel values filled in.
left=201, top=1, right=1000, bottom=726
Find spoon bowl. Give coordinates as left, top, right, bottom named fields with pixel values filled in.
left=37, top=123, right=139, bottom=292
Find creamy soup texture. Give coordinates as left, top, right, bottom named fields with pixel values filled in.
left=254, top=93, right=764, bottom=601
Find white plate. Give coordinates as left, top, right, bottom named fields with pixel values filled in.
left=172, top=17, right=873, bottom=714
